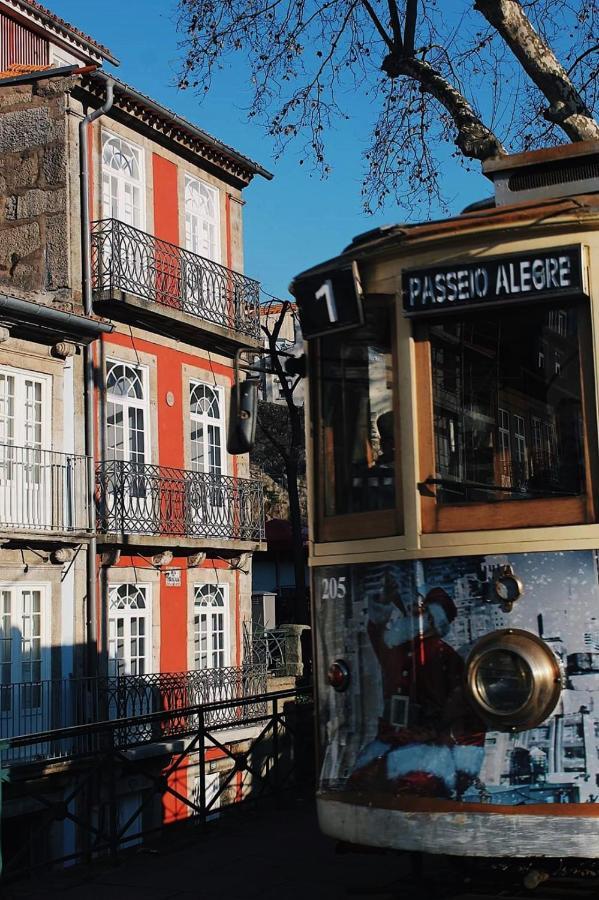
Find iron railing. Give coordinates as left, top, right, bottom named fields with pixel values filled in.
left=91, top=218, right=261, bottom=340
left=1, top=685, right=313, bottom=878
left=243, top=622, right=288, bottom=676
left=0, top=443, right=90, bottom=532
left=95, top=459, right=265, bottom=541
left=0, top=665, right=268, bottom=766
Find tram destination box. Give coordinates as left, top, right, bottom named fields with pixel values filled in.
left=291, top=261, right=363, bottom=339
left=402, top=244, right=587, bottom=316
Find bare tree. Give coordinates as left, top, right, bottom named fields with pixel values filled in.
left=255, top=300, right=308, bottom=624
left=177, top=0, right=599, bottom=210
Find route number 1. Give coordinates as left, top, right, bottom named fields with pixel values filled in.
left=315, top=279, right=339, bottom=324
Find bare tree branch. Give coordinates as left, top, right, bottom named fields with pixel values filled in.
left=383, top=53, right=504, bottom=157
left=475, top=0, right=599, bottom=140
left=177, top=0, right=599, bottom=212
left=403, top=0, right=418, bottom=54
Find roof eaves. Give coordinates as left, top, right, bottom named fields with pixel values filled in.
left=84, top=72, right=273, bottom=183
left=0, top=62, right=90, bottom=85
left=3, top=0, right=120, bottom=65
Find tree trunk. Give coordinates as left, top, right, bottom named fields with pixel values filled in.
left=474, top=0, right=599, bottom=141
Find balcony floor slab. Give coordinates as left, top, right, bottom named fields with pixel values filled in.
left=97, top=533, right=266, bottom=555
left=93, top=290, right=263, bottom=355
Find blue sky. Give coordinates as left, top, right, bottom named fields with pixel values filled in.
left=51, top=0, right=489, bottom=299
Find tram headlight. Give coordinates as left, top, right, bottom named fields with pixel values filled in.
left=328, top=659, right=350, bottom=692
left=465, top=629, right=562, bottom=731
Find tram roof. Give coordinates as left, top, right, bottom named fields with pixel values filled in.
left=292, top=191, right=599, bottom=284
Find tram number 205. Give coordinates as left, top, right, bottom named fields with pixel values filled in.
left=320, top=576, right=347, bottom=601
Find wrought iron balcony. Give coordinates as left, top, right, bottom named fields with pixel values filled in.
left=0, top=443, right=91, bottom=534
left=96, top=459, right=265, bottom=542
left=91, top=218, right=261, bottom=341
left=0, top=665, right=268, bottom=765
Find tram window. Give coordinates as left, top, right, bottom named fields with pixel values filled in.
left=317, top=299, right=398, bottom=538
left=417, top=300, right=597, bottom=532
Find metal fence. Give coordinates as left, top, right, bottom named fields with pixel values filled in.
left=91, top=218, right=262, bottom=340
left=0, top=666, right=268, bottom=766
left=96, top=459, right=265, bottom=541
left=0, top=443, right=90, bottom=532
left=243, top=623, right=289, bottom=676
left=1, top=685, right=313, bottom=879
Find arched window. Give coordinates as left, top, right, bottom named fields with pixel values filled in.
left=108, top=584, right=151, bottom=676
left=193, top=584, right=228, bottom=669
left=184, top=175, right=220, bottom=262
left=102, top=132, right=144, bottom=228
left=189, top=381, right=224, bottom=475
left=105, top=361, right=147, bottom=465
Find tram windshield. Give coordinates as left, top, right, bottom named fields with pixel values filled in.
left=428, top=302, right=586, bottom=504
left=319, top=299, right=395, bottom=519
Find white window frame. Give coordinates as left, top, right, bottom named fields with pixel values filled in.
left=101, top=129, right=146, bottom=230
left=107, top=583, right=153, bottom=676
left=0, top=583, right=51, bottom=738
left=0, top=365, right=51, bottom=451
left=105, top=359, right=151, bottom=465
left=184, top=174, right=221, bottom=264
left=192, top=583, right=230, bottom=670
left=189, top=380, right=226, bottom=477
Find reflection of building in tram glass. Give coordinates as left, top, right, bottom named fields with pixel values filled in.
left=430, top=304, right=585, bottom=505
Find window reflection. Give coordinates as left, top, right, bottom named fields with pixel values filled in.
left=430, top=303, right=585, bottom=503
left=320, top=302, right=395, bottom=516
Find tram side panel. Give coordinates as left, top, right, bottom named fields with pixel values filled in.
left=314, top=550, right=599, bottom=855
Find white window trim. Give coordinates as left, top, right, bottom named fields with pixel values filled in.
left=184, top=173, right=221, bottom=264
left=0, top=582, right=51, bottom=682
left=105, top=358, right=152, bottom=465
left=189, top=380, right=226, bottom=477
left=0, top=365, right=52, bottom=451
left=192, top=582, right=230, bottom=670
left=107, top=583, right=153, bottom=676
left=101, top=128, right=146, bottom=231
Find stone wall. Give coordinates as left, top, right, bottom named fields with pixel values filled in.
left=0, top=75, right=73, bottom=306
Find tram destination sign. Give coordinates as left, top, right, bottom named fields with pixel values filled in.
left=402, top=244, right=587, bottom=316
left=291, top=261, right=363, bottom=339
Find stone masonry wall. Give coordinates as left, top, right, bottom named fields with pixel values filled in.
left=0, top=75, right=74, bottom=307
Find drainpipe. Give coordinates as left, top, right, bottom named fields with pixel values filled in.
left=79, top=75, right=114, bottom=677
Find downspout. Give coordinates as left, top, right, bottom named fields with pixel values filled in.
left=79, top=75, right=114, bottom=677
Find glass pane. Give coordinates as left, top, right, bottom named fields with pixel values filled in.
left=476, top=650, right=533, bottom=712
left=429, top=304, right=586, bottom=504
left=320, top=300, right=395, bottom=516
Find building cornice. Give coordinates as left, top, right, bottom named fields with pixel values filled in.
left=78, top=73, right=273, bottom=187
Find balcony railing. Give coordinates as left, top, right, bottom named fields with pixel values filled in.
left=96, top=459, right=264, bottom=541
left=244, top=623, right=288, bottom=676
left=0, top=443, right=90, bottom=533
left=91, top=218, right=261, bottom=341
left=0, top=665, right=268, bottom=765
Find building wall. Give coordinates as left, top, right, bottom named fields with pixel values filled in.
left=0, top=74, right=72, bottom=304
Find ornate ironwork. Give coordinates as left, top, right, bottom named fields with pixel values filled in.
left=95, top=459, right=265, bottom=540
left=0, top=666, right=268, bottom=766
left=91, top=218, right=261, bottom=340
left=243, top=622, right=288, bottom=676
left=0, top=443, right=90, bottom=533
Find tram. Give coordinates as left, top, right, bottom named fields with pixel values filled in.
left=233, top=140, right=599, bottom=859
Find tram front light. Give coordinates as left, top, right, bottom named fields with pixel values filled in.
left=328, top=659, right=350, bottom=692
left=466, top=630, right=562, bottom=731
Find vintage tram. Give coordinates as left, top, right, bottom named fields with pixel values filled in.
left=285, top=142, right=599, bottom=860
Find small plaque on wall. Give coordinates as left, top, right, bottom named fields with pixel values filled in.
left=165, top=569, right=182, bottom=587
